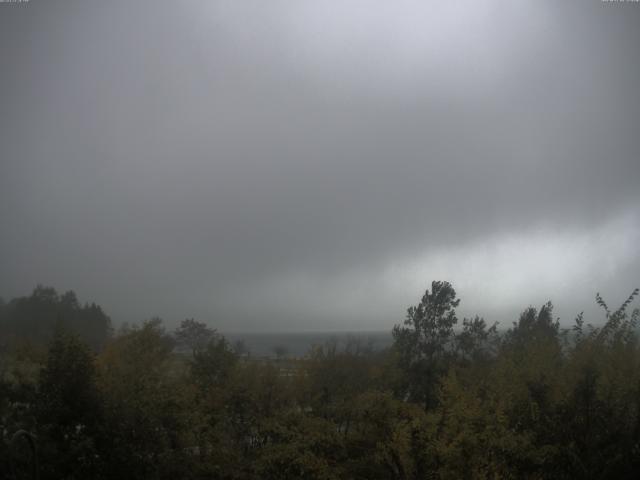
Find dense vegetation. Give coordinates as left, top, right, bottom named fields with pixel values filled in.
left=1, top=281, right=640, bottom=479
left=0, top=286, right=111, bottom=351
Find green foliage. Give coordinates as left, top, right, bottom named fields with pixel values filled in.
left=457, top=315, right=499, bottom=363
left=0, top=286, right=111, bottom=350
left=96, top=319, right=191, bottom=479
left=341, top=391, right=427, bottom=479
left=253, top=412, right=344, bottom=480
left=190, top=335, right=237, bottom=389
left=38, top=330, right=100, bottom=430
left=392, top=281, right=498, bottom=410
left=392, top=280, right=461, bottom=409
left=175, top=318, right=217, bottom=356
left=303, top=338, right=384, bottom=419
left=2, top=282, right=640, bottom=479
left=36, top=330, right=103, bottom=479
left=506, top=302, right=560, bottom=350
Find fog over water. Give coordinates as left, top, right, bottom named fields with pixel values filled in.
left=1, top=0, right=639, bottom=330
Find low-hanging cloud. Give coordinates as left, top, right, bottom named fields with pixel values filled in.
left=0, top=0, right=638, bottom=330
left=213, top=208, right=640, bottom=331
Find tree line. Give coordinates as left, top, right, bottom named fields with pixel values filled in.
left=1, top=281, right=640, bottom=479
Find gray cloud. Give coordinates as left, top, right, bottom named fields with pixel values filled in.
left=1, top=0, right=639, bottom=330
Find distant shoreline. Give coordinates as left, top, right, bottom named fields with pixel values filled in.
left=222, top=330, right=393, bottom=357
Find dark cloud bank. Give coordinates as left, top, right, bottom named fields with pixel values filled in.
left=1, top=0, right=639, bottom=331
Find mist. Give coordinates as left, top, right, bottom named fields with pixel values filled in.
left=1, top=0, right=639, bottom=330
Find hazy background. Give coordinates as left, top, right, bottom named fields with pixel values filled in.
left=1, top=0, right=639, bottom=331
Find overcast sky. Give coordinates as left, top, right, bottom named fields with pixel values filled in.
left=1, top=0, right=639, bottom=331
